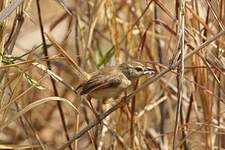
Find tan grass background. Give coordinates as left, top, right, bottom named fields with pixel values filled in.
left=0, top=0, right=225, bottom=149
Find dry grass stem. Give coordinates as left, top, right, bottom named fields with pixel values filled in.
left=1, top=0, right=225, bottom=150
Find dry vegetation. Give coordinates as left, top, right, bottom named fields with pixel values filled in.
left=0, top=0, right=225, bottom=149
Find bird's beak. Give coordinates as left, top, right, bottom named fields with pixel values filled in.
left=143, top=67, right=156, bottom=75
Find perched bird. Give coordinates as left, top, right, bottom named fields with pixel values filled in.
left=76, top=62, right=156, bottom=99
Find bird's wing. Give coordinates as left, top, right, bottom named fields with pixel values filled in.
left=78, top=74, right=122, bottom=95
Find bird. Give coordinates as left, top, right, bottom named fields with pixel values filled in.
left=76, top=61, right=156, bottom=99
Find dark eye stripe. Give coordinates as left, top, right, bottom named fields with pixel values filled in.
left=135, top=66, right=143, bottom=71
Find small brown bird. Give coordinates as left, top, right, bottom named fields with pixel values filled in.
left=76, top=62, right=156, bottom=99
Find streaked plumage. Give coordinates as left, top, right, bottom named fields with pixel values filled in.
left=76, top=62, right=156, bottom=99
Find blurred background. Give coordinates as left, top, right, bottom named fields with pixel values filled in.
left=0, top=0, right=225, bottom=149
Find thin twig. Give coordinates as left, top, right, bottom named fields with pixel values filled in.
left=173, top=0, right=187, bottom=149
left=36, top=1, right=72, bottom=150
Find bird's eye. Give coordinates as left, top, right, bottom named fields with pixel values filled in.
left=135, top=66, right=143, bottom=72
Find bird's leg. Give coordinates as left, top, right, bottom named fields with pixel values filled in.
left=125, top=104, right=132, bottom=119
left=121, top=93, right=131, bottom=119
left=87, top=96, right=100, bottom=120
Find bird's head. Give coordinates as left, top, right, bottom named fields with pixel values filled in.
left=119, top=62, right=156, bottom=80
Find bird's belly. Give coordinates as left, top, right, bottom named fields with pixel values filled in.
left=89, top=87, right=125, bottom=99
left=88, top=75, right=131, bottom=99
